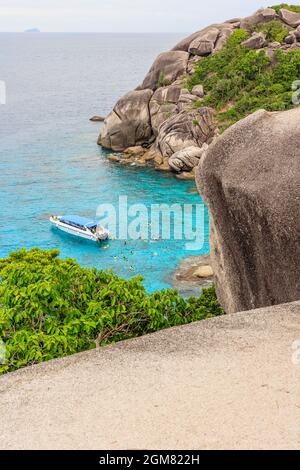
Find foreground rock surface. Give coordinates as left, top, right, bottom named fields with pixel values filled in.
left=0, top=302, right=299, bottom=450
left=197, top=108, right=300, bottom=314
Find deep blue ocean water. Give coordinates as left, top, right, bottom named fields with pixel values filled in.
left=0, top=33, right=209, bottom=293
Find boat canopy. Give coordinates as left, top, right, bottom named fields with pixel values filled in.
left=60, top=215, right=98, bottom=230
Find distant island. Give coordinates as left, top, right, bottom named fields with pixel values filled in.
left=24, top=28, right=40, bottom=33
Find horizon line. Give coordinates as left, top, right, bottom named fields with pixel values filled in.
left=0, top=31, right=188, bottom=34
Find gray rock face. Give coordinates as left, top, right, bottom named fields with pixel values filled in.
left=149, top=85, right=181, bottom=135
left=214, top=27, right=234, bottom=52
left=172, top=30, right=207, bottom=52
left=197, top=108, right=300, bottom=314
left=169, top=144, right=208, bottom=172
left=285, top=32, right=297, bottom=44
left=295, top=25, right=300, bottom=39
left=279, top=8, right=300, bottom=28
left=140, top=51, right=189, bottom=91
left=177, top=92, right=198, bottom=112
left=157, top=107, right=216, bottom=158
left=242, top=32, right=266, bottom=49
left=172, top=23, right=236, bottom=53
left=188, top=27, right=220, bottom=56
left=99, top=89, right=153, bottom=151
left=192, top=85, right=204, bottom=98
left=240, top=8, right=277, bottom=30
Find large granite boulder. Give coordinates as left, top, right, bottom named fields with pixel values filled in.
left=214, top=27, right=235, bottom=52
left=197, top=108, right=300, bottom=314
left=279, top=8, right=300, bottom=28
left=149, top=85, right=181, bottom=135
left=140, top=51, right=189, bottom=91
left=188, top=27, right=220, bottom=56
left=157, top=107, right=216, bottom=158
left=240, top=8, right=277, bottom=30
left=242, top=32, right=266, bottom=49
left=172, top=29, right=211, bottom=52
left=99, top=89, right=153, bottom=151
left=172, top=23, right=237, bottom=53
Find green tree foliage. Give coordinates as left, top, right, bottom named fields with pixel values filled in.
left=187, top=29, right=300, bottom=132
left=254, top=20, right=289, bottom=43
left=271, top=4, right=300, bottom=14
left=0, top=248, right=223, bottom=374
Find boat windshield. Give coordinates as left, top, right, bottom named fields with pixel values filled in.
left=60, top=215, right=98, bottom=231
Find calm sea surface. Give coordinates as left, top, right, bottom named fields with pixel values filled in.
left=0, top=33, right=209, bottom=293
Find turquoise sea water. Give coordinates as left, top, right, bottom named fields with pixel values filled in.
left=0, top=33, right=209, bottom=293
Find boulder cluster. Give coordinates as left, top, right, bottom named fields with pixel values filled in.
left=98, top=7, right=300, bottom=179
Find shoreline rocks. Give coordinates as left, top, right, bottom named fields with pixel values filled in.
left=98, top=6, right=299, bottom=179
left=172, top=254, right=214, bottom=297
left=99, top=89, right=153, bottom=151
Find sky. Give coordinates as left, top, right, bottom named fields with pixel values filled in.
left=0, top=0, right=299, bottom=33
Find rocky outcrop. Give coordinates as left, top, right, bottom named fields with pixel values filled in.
left=188, top=27, right=220, bottom=56
left=240, top=7, right=277, bottom=30
left=99, top=89, right=153, bottom=151
left=197, top=108, right=300, bottom=314
left=149, top=85, right=181, bottom=135
left=157, top=108, right=216, bottom=159
left=169, top=144, right=208, bottom=172
left=98, top=6, right=299, bottom=178
left=140, top=51, right=189, bottom=91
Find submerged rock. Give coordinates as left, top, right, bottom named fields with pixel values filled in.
left=172, top=254, right=214, bottom=296
left=90, top=115, right=105, bottom=122
left=197, top=108, right=300, bottom=313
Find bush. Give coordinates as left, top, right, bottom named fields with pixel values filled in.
left=254, top=20, right=289, bottom=43
left=271, top=4, right=300, bottom=14
left=187, top=29, right=300, bottom=131
left=0, top=248, right=224, bottom=374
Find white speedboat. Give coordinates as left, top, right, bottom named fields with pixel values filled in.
left=50, top=215, right=109, bottom=242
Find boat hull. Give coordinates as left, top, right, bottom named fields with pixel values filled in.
left=50, top=217, right=109, bottom=242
